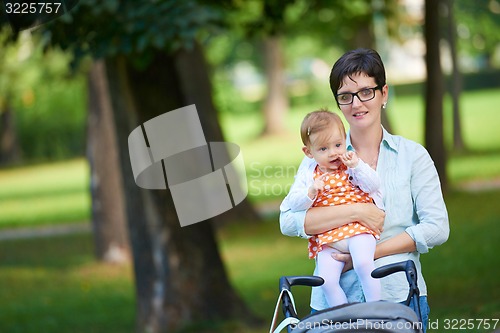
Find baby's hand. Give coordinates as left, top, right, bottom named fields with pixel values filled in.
left=340, top=151, right=359, bottom=168
left=308, top=174, right=327, bottom=199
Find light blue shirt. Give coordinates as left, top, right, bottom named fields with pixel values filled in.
left=279, top=128, right=449, bottom=309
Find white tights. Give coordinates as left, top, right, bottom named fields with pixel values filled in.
left=316, top=233, right=380, bottom=307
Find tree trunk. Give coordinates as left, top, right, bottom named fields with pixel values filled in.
left=174, top=43, right=260, bottom=224
left=424, top=0, right=448, bottom=191
left=352, top=21, right=374, bottom=49
left=445, top=0, right=466, bottom=152
left=104, top=45, right=258, bottom=332
left=0, top=101, right=21, bottom=165
left=87, top=60, right=130, bottom=264
left=261, top=35, right=288, bottom=136
left=352, top=15, right=393, bottom=133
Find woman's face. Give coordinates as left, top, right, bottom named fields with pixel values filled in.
left=336, top=72, right=388, bottom=131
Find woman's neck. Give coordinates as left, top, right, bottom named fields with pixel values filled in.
left=349, top=125, right=383, bottom=153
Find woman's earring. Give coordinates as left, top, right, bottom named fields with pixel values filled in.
left=382, top=102, right=387, bottom=109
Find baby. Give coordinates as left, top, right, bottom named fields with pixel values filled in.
left=286, top=109, right=383, bottom=307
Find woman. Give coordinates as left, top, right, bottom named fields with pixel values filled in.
left=279, top=48, right=449, bottom=329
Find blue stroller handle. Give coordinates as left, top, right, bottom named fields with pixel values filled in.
left=271, top=260, right=424, bottom=332
left=279, top=276, right=324, bottom=320
left=280, top=276, right=325, bottom=290
left=371, top=259, right=417, bottom=281
left=372, top=260, right=422, bottom=322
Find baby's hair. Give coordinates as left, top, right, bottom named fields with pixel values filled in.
left=300, top=108, right=346, bottom=146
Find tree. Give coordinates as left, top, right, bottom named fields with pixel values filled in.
left=287, top=0, right=402, bottom=131
left=261, top=31, right=289, bottom=135
left=103, top=49, right=255, bottom=331
left=0, top=26, right=87, bottom=164
left=454, top=0, right=500, bottom=69
left=0, top=93, right=20, bottom=165
left=444, top=0, right=466, bottom=152
left=234, top=0, right=295, bottom=136
left=1, top=4, right=131, bottom=263
left=87, top=60, right=130, bottom=263
left=0, top=28, right=24, bottom=165
left=424, top=0, right=448, bottom=191
left=40, top=0, right=259, bottom=331
left=219, top=0, right=410, bottom=136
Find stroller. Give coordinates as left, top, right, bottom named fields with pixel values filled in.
left=270, top=260, right=423, bottom=333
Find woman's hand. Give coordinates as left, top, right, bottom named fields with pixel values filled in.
left=332, top=252, right=353, bottom=272
left=356, top=204, right=385, bottom=235
left=305, top=203, right=385, bottom=236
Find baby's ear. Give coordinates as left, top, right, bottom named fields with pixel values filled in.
left=302, top=146, right=313, bottom=158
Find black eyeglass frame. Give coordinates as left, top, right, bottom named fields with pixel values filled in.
left=335, top=85, right=383, bottom=105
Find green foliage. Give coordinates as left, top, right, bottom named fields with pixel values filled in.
left=15, top=75, right=86, bottom=161
left=44, top=0, right=224, bottom=65
left=231, top=0, right=308, bottom=37
left=455, top=0, right=500, bottom=67
left=0, top=28, right=87, bottom=162
left=211, top=69, right=263, bottom=116
left=0, top=28, right=38, bottom=108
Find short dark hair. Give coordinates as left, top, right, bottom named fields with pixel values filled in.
left=329, top=48, right=386, bottom=107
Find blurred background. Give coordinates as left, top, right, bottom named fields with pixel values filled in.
left=0, top=0, right=499, bottom=332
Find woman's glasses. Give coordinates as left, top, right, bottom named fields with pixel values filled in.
left=335, top=86, right=382, bottom=105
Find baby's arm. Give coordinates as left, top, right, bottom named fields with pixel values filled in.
left=284, top=163, right=317, bottom=212
left=342, top=152, right=381, bottom=195
left=308, top=173, right=327, bottom=199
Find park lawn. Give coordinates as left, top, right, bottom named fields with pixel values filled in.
left=0, top=188, right=498, bottom=333
left=0, top=159, right=90, bottom=228
left=0, top=234, right=135, bottom=333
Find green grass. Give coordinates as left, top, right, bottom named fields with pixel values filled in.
left=422, top=190, right=500, bottom=332
left=0, top=234, right=135, bottom=333
left=0, top=159, right=90, bottom=228
left=390, top=89, right=500, bottom=152
left=0, top=188, right=498, bottom=332
left=221, top=192, right=500, bottom=333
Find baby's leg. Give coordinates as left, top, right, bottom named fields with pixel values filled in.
left=317, top=246, right=348, bottom=307
left=348, top=234, right=381, bottom=302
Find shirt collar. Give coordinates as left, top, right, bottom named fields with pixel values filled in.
left=346, top=126, right=398, bottom=153
left=381, top=127, right=398, bottom=152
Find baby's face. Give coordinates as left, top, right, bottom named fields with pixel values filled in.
left=304, top=124, right=347, bottom=172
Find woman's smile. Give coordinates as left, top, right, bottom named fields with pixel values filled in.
left=352, top=111, right=369, bottom=118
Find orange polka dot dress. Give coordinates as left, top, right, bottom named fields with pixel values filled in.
left=308, top=165, right=380, bottom=259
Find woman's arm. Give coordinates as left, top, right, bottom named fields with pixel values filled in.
left=374, top=232, right=416, bottom=259
left=281, top=156, right=385, bottom=239
left=404, top=144, right=450, bottom=253
left=304, top=203, right=385, bottom=235
left=332, top=211, right=430, bottom=271
left=333, top=231, right=416, bottom=271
